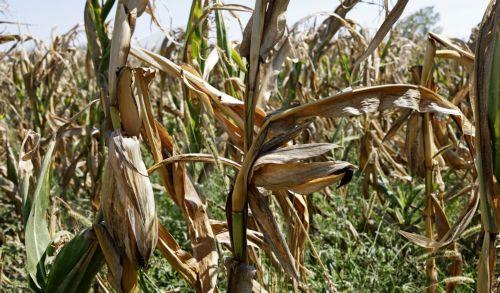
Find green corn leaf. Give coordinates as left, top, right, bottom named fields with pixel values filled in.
left=185, top=0, right=206, bottom=71
left=101, top=0, right=116, bottom=21
left=231, top=48, right=247, bottom=73
left=45, top=229, right=104, bottom=293
left=25, top=139, right=56, bottom=289
left=214, top=1, right=235, bottom=76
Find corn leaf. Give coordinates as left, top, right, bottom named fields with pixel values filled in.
left=25, top=138, right=56, bottom=289
left=45, top=229, right=104, bottom=292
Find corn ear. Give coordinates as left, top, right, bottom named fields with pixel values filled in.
left=102, top=131, right=158, bottom=268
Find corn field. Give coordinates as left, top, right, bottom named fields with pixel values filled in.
left=0, top=0, right=499, bottom=292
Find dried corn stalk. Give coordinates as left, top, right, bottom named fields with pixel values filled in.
left=95, top=1, right=159, bottom=292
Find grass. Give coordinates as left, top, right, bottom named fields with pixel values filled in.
left=0, top=171, right=480, bottom=292
left=129, top=170, right=480, bottom=292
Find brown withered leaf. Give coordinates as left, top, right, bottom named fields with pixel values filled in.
left=256, top=37, right=291, bottom=108
left=130, top=45, right=266, bottom=130
left=240, top=0, right=291, bottom=108
left=252, top=161, right=355, bottom=194
left=241, top=0, right=290, bottom=58
left=154, top=122, right=218, bottom=292
left=310, top=0, right=359, bottom=60
left=254, top=143, right=337, bottom=168
left=432, top=116, right=471, bottom=170
left=260, top=120, right=313, bottom=154
left=352, top=0, right=409, bottom=73
left=133, top=67, right=219, bottom=291
left=248, top=186, right=300, bottom=281
left=93, top=223, right=122, bottom=291
left=267, top=84, right=473, bottom=138
left=274, top=190, right=309, bottom=284
left=157, top=223, right=198, bottom=287
left=429, top=32, right=475, bottom=64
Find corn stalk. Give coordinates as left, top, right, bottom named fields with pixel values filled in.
left=473, top=1, right=499, bottom=292
left=97, top=1, right=158, bottom=292
left=420, top=38, right=439, bottom=292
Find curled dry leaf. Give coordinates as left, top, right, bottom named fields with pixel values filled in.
left=351, top=0, right=409, bottom=73
left=254, top=143, right=337, bottom=168
left=268, top=84, right=473, bottom=137
left=248, top=186, right=300, bottom=280
left=134, top=65, right=219, bottom=291
left=156, top=223, right=198, bottom=287
left=274, top=190, right=309, bottom=284
left=429, top=32, right=475, bottom=65
left=130, top=45, right=266, bottom=130
left=252, top=161, right=355, bottom=194
left=154, top=122, right=219, bottom=292
left=310, top=0, right=360, bottom=60
left=93, top=223, right=123, bottom=291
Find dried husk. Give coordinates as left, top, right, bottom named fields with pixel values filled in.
left=116, top=67, right=142, bottom=137
left=101, top=131, right=157, bottom=268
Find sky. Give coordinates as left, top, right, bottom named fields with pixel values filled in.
left=1, top=0, right=490, bottom=47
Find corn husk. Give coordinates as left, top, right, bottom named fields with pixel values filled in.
left=101, top=131, right=157, bottom=268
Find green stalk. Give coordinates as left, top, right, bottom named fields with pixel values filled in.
left=229, top=0, right=266, bottom=266
left=232, top=212, right=246, bottom=260
left=231, top=122, right=269, bottom=263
